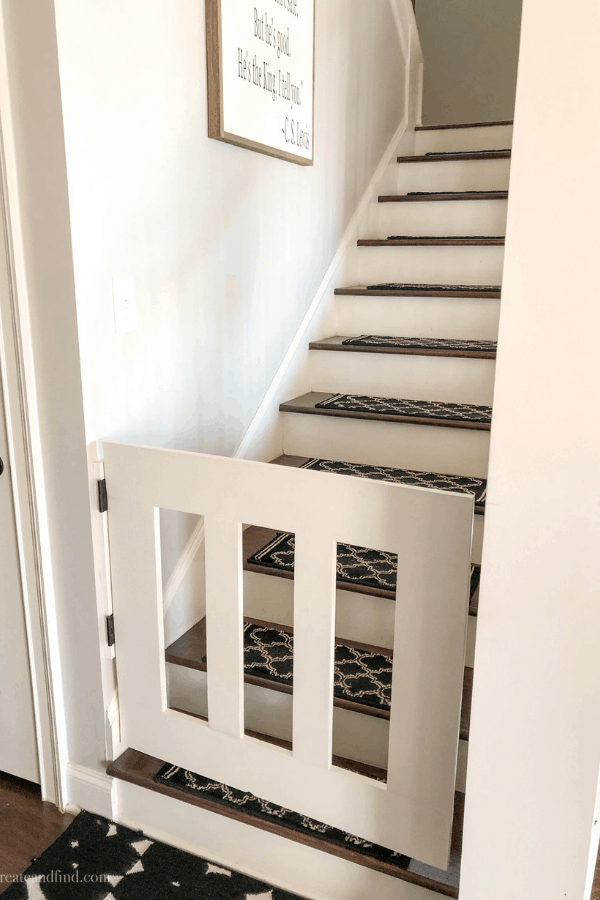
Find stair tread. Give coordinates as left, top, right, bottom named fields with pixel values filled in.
left=107, top=749, right=463, bottom=897
left=335, top=284, right=501, bottom=298
left=415, top=119, right=513, bottom=131
left=358, top=236, right=505, bottom=246
left=309, top=334, right=497, bottom=359
left=165, top=616, right=473, bottom=738
left=279, top=391, right=492, bottom=431
left=398, top=149, right=511, bottom=163
left=269, top=454, right=487, bottom=513
left=243, top=522, right=481, bottom=616
left=379, top=191, right=508, bottom=202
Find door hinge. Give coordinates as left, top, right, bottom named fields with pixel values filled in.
left=98, top=478, right=108, bottom=513
left=106, top=613, right=115, bottom=648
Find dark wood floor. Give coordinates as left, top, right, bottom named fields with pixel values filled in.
left=593, top=851, right=600, bottom=900
left=0, top=771, right=75, bottom=895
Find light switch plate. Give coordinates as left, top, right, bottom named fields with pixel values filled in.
left=113, top=278, right=137, bottom=333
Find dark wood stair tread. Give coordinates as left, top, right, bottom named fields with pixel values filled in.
left=107, top=749, right=463, bottom=897
left=358, top=237, right=505, bottom=247
left=268, top=454, right=486, bottom=515
left=244, top=524, right=400, bottom=602
left=279, top=391, right=491, bottom=431
left=415, top=119, right=513, bottom=131
left=309, top=335, right=497, bottom=359
left=243, top=521, right=481, bottom=616
left=165, top=617, right=473, bottom=739
left=335, top=284, right=501, bottom=298
left=379, top=191, right=508, bottom=203
left=397, top=150, right=511, bottom=163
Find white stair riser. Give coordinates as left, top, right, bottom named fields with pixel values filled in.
left=336, top=295, right=501, bottom=341
left=167, top=665, right=469, bottom=789
left=311, top=349, right=496, bottom=406
left=244, top=568, right=480, bottom=664
left=357, top=244, right=505, bottom=286
left=118, top=785, right=441, bottom=900
left=414, top=124, right=513, bottom=154
left=371, top=198, right=508, bottom=239
left=395, top=158, right=511, bottom=193
left=282, top=411, right=490, bottom=477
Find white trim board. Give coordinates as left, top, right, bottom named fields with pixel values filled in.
left=0, top=14, right=67, bottom=808
left=233, top=111, right=409, bottom=464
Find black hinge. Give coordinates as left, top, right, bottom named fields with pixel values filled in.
left=106, top=614, right=115, bottom=648
left=98, top=479, right=108, bottom=513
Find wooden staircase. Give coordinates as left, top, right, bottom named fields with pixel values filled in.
left=109, top=119, right=512, bottom=899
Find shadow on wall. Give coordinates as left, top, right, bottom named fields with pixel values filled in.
left=416, top=0, right=523, bottom=125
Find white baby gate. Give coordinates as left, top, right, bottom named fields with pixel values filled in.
left=103, top=441, right=473, bottom=869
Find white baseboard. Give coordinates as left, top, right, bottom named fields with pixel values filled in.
left=66, top=762, right=115, bottom=819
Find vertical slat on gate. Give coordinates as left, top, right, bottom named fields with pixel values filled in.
left=385, top=496, right=472, bottom=825
left=204, top=516, right=244, bottom=738
left=292, top=530, right=337, bottom=768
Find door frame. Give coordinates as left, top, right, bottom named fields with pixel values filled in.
left=0, top=21, right=66, bottom=808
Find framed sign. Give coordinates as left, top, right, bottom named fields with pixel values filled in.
left=206, top=0, right=315, bottom=166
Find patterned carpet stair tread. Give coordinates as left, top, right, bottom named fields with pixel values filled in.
left=424, top=149, right=511, bottom=156
left=406, top=190, right=507, bottom=196
left=385, top=235, right=502, bottom=240
left=365, top=282, right=501, bottom=292
left=313, top=393, right=492, bottom=425
left=300, top=457, right=487, bottom=509
left=0, top=810, right=302, bottom=900
left=244, top=621, right=392, bottom=713
left=247, top=530, right=481, bottom=598
left=340, top=335, right=497, bottom=354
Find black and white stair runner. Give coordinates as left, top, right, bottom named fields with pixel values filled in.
left=314, top=394, right=492, bottom=425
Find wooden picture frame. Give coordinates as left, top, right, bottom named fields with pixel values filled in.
left=206, top=0, right=315, bottom=166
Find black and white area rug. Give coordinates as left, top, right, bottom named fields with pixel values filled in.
left=300, top=457, right=487, bottom=509
left=365, top=282, right=501, bottom=292
left=247, top=531, right=481, bottom=599
left=341, top=335, right=497, bottom=354
left=244, top=621, right=392, bottom=712
left=2, top=811, right=300, bottom=899
left=155, top=766, right=411, bottom=873
left=314, top=394, right=492, bottom=425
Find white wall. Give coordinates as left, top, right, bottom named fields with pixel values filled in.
left=52, top=0, right=406, bottom=458
left=416, top=0, right=522, bottom=125
left=1, top=0, right=412, bottom=790
left=460, top=0, right=600, bottom=896
left=52, top=0, right=411, bottom=646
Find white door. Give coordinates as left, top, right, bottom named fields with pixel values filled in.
left=0, top=369, right=39, bottom=783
